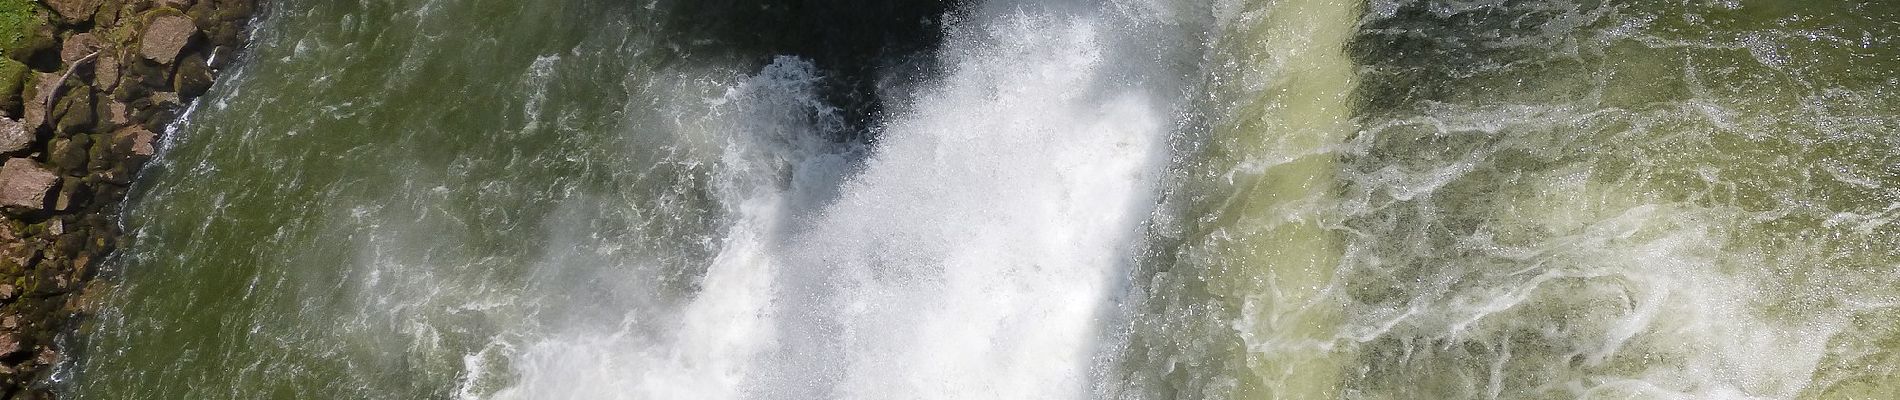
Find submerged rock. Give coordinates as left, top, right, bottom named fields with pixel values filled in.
left=0, top=159, right=57, bottom=210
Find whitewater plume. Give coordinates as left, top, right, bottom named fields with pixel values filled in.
left=55, top=0, right=1900, bottom=399
left=492, top=1, right=1195, bottom=398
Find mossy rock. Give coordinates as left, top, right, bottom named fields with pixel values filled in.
left=46, top=135, right=87, bottom=175
left=0, top=0, right=51, bottom=66
left=0, top=57, right=25, bottom=115
left=0, top=0, right=42, bottom=52
left=49, top=84, right=93, bottom=135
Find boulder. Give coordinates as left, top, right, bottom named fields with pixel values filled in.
left=126, top=57, right=173, bottom=90
left=45, top=0, right=103, bottom=23
left=92, top=55, right=118, bottom=92
left=139, top=14, right=198, bottom=65
left=0, top=159, right=57, bottom=210
left=0, top=333, right=17, bottom=358
left=49, top=136, right=89, bottom=175
left=0, top=15, right=54, bottom=67
left=173, top=52, right=211, bottom=97
left=33, top=347, right=55, bottom=366
left=51, top=84, right=94, bottom=135
left=53, top=177, right=85, bottom=211
left=0, top=118, right=32, bottom=153
left=114, top=126, right=155, bottom=157
left=0, top=59, right=26, bottom=115
left=91, top=0, right=119, bottom=27
left=132, top=91, right=180, bottom=131
left=21, top=72, right=60, bottom=132
left=58, top=33, right=98, bottom=64
left=100, top=100, right=129, bottom=128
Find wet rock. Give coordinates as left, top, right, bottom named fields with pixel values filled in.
left=190, top=0, right=250, bottom=47
left=173, top=52, right=211, bottom=97
left=0, top=159, right=57, bottom=210
left=140, top=14, right=198, bottom=65
left=51, top=84, right=95, bottom=135
left=0, top=119, right=31, bottom=154
left=132, top=91, right=181, bottom=131
left=207, top=45, right=235, bottom=69
left=59, top=33, right=99, bottom=64
left=46, top=0, right=104, bottom=24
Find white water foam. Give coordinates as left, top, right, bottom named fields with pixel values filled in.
left=483, top=1, right=1187, bottom=398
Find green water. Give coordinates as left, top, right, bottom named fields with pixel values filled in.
left=60, top=0, right=726, bottom=396
left=49, top=0, right=1900, bottom=399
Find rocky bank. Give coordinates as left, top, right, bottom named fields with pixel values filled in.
left=0, top=0, right=252, bottom=396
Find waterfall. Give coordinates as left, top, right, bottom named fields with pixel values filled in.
left=55, top=0, right=1900, bottom=399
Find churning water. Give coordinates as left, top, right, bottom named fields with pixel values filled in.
left=51, top=0, right=1900, bottom=399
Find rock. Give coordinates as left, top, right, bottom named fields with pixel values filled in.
left=133, top=91, right=181, bottom=131
left=50, top=136, right=90, bottom=175
left=0, top=118, right=31, bottom=153
left=32, top=347, right=54, bottom=366
left=114, top=126, right=155, bottom=157
left=173, top=52, right=211, bottom=97
left=0, top=159, right=57, bottom=210
left=53, top=178, right=86, bottom=211
left=0, top=59, right=26, bottom=116
left=127, top=57, right=173, bottom=90
left=140, top=14, right=198, bottom=65
left=21, top=73, right=59, bottom=131
left=45, top=0, right=104, bottom=23
left=93, top=55, right=119, bottom=92
left=51, top=84, right=95, bottom=135
left=101, top=100, right=130, bottom=128
left=207, top=45, right=235, bottom=69
left=0, top=334, right=18, bottom=357
left=58, top=32, right=98, bottom=64
left=0, top=16, right=54, bottom=67
left=189, top=0, right=248, bottom=47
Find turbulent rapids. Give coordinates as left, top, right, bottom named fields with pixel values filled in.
left=42, top=0, right=1898, bottom=399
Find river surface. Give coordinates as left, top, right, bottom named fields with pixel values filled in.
left=50, top=0, right=1900, bottom=398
